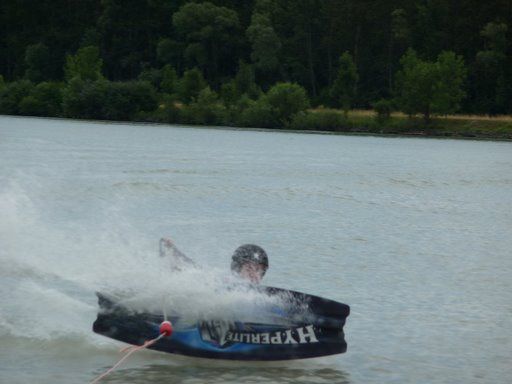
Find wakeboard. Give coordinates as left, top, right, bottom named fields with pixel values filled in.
left=93, top=286, right=349, bottom=361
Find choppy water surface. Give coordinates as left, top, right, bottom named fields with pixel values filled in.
left=1, top=116, right=511, bottom=383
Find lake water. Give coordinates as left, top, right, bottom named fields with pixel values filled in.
left=1, top=116, right=511, bottom=383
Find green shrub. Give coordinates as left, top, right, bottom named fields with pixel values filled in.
left=236, top=97, right=278, bottom=128
left=222, top=94, right=251, bottom=125
left=313, top=87, right=337, bottom=109
left=62, top=78, right=108, bottom=119
left=62, top=79, right=157, bottom=120
left=18, top=82, right=63, bottom=117
left=103, top=81, right=158, bottom=120
left=220, top=80, right=237, bottom=106
left=265, top=82, right=310, bottom=125
left=160, top=64, right=178, bottom=94
left=0, top=80, right=34, bottom=115
left=288, top=111, right=348, bottom=131
left=162, top=94, right=182, bottom=124
left=35, top=82, right=63, bottom=116
left=138, top=68, right=162, bottom=89
left=18, top=96, right=43, bottom=116
left=181, top=87, right=226, bottom=125
left=373, top=99, right=393, bottom=123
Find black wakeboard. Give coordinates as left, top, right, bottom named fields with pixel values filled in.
left=93, top=286, right=349, bottom=361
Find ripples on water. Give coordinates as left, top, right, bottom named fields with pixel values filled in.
left=1, top=116, right=512, bottom=383
left=103, top=365, right=350, bottom=384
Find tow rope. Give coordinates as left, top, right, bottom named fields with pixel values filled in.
left=90, top=321, right=173, bottom=383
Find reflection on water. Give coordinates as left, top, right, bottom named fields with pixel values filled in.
left=101, top=365, right=350, bottom=384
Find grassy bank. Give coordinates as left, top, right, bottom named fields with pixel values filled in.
left=304, top=109, right=512, bottom=140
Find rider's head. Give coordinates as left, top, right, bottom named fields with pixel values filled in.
left=231, top=244, right=268, bottom=284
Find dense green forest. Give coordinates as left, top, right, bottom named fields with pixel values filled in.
left=1, top=0, right=511, bottom=133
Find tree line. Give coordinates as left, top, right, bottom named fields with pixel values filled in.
left=0, top=0, right=511, bottom=127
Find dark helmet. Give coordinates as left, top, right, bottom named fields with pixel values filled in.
left=231, top=244, right=269, bottom=275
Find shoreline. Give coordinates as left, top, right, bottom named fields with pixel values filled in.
left=2, top=114, right=512, bottom=142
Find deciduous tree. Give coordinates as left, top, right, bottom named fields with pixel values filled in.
left=173, top=2, right=240, bottom=82
left=24, top=43, right=52, bottom=83
left=330, top=52, right=358, bottom=117
left=395, top=49, right=466, bottom=123
left=177, top=68, right=208, bottom=103
left=246, top=11, right=281, bottom=84
left=64, top=46, right=104, bottom=81
left=472, top=21, right=509, bottom=114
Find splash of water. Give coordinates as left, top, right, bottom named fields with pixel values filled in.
left=0, top=180, right=297, bottom=344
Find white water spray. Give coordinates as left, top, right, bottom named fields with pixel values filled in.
left=0, top=178, right=295, bottom=344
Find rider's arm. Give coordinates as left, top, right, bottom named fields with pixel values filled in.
left=159, top=238, right=195, bottom=270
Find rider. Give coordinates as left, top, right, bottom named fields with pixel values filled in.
left=230, top=244, right=268, bottom=284
left=160, top=239, right=268, bottom=283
